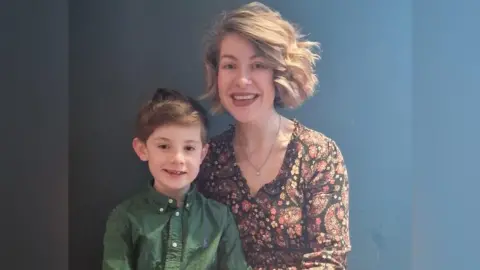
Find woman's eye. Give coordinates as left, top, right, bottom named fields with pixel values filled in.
left=185, top=146, right=195, bottom=151
left=253, top=62, right=267, bottom=69
left=158, top=144, right=169, bottom=149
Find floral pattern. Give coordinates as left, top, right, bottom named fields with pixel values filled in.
left=197, top=119, right=351, bottom=269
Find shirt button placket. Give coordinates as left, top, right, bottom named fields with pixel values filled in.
left=165, top=199, right=182, bottom=269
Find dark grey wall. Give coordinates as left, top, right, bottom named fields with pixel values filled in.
left=1, top=1, right=68, bottom=270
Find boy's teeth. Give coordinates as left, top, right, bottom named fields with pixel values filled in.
left=233, top=94, right=255, bottom=100
left=166, top=169, right=184, bottom=175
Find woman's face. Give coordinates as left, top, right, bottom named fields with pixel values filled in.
left=216, top=33, right=276, bottom=123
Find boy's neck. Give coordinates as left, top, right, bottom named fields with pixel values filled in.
left=153, top=181, right=190, bottom=207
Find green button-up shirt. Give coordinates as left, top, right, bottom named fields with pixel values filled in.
left=102, top=183, right=250, bottom=270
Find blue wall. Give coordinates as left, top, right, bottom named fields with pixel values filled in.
left=413, top=1, right=480, bottom=269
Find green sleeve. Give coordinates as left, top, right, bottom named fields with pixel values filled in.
left=218, top=209, right=252, bottom=270
left=102, top=206, right=134, bottom=270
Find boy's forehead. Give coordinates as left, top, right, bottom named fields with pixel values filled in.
left=149, top=124, right=203, bottom=142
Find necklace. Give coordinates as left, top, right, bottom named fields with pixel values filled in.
left=238, top=115, right=282, bottom=176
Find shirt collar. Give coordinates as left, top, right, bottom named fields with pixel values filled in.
left=147, top=179, right=196, bottom=212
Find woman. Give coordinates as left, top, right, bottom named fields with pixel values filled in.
left=197, top=2, right=351, bottom=269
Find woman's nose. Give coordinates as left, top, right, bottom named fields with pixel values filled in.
left=236, top=70, right=252, bottom=88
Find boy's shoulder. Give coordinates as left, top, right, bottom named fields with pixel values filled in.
left=193, top=191, right=233, bottom=223
left=107, top=190, right=150, bottom=217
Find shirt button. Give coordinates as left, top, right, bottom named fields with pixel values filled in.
left=175, top=212, right=179, bottom=216
left=159, top=208, right=164, bottom=212
left=172, top=242, right=177, bottom=247
left=168, top=199, right=173, bottom=204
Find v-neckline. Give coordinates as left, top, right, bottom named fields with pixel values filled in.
left=229, top=118, right=299, bottom=198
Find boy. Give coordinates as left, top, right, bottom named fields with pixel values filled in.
left=102, top=88, right=250, bottom=270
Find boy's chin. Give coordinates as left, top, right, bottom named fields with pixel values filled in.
left=165, top=182, right=192, bottom=191
left=157, top=178, right=193, bottom=190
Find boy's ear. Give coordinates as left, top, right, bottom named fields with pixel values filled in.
left=132, top=137, right=148, bottom=161
left=200, top=143, right=209, bottom=162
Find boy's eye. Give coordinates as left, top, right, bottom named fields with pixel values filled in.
left=158, top=144, right=169, bottom=149
left=185, top=146, right=195, bottom=151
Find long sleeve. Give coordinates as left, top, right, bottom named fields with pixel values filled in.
left=218, top=209, right=252, bottom=270
left=301, top=139, right=351, bottom=269
left=102, top=206, right=134, bottom=270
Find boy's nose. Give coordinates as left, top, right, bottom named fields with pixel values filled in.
left=170, top=151, right=185, bottom=164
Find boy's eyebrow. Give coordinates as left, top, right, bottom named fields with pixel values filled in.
left=185, top=139, right=201, bottom=143
left=152, top=137, right=201, bottom=144
left=152, top=137, right=170, bottom=141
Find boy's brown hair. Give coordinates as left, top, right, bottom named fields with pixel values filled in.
left=135, top=88, right=209, bottom=143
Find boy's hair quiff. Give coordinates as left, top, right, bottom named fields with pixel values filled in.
left=135, top=88, right=209, bottom=143
left=202, top=1, right=321, bottom=113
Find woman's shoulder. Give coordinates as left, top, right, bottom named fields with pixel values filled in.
left=207, top=125, right=234, bottom=148
left=291, top=119, right=347, bottom=164
left=294, top=119, right=336, bottom=148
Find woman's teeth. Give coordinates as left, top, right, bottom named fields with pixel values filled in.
left=232, top=94, right=256, bottom=100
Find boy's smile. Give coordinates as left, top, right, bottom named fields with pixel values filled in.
left=163, top=169, right=187, bottom=176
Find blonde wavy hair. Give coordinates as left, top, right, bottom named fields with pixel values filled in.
left=202, top=2, right=321, bottom=113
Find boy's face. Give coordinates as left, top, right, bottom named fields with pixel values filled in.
left=133, top=124, right=208, bottom=194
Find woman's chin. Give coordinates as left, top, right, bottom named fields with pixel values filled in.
left=224, top=105, right=263, bottom=123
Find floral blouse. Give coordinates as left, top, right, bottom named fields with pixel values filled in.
left=197, top=119, right=351, bottom=270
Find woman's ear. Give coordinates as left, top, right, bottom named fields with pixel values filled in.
left=132, top=137, right=148, bottom=161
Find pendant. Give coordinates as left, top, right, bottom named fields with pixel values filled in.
left=256, top=171, right=260, bottom=176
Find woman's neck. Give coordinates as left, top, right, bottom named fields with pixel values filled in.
left=235, top=110, right=282, bottom=152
